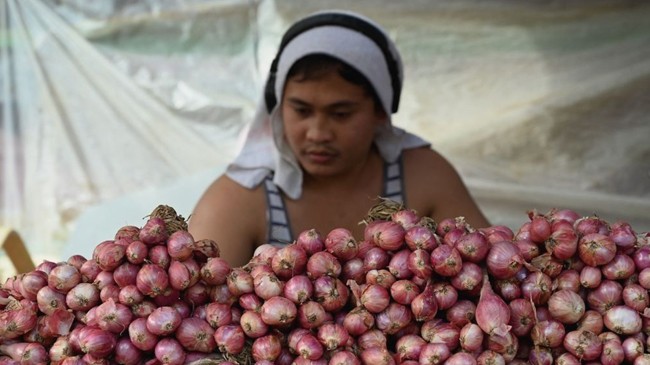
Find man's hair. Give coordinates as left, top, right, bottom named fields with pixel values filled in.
left=285, top=54, right=384, bottom=112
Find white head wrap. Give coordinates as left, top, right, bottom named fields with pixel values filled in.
left=226, top=10, right=429, bottom=199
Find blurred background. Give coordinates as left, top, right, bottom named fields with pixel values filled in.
left=2, top=0, right=649, bottom=279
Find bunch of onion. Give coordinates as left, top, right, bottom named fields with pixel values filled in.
left=0, top=214, right=230, bottom=365
left=4, top=203, right=650, bottom=365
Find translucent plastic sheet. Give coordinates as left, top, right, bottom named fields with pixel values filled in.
left=1, top=0, right=649, bottom=269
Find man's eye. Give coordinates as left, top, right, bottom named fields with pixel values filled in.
left=332, top=111, right=351, bottom=120
left=293, top=108, right=310, bottom=117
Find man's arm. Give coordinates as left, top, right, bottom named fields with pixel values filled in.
left=405, top=148, right=491, bottom=229
left=188, top=175, right=266, bottom=268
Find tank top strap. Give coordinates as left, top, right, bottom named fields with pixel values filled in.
left=382, top=154, right=406, bottom=205
left=263, top=175, right=294, bottom=246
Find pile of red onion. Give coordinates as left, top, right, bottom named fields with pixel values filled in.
left=1, top=205, right=650, bottom=365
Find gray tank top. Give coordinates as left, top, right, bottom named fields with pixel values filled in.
left=263, top=155, right=405, bottom=246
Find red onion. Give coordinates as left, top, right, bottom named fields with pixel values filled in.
left=296, top=333, right=323, bottom=360
left=93, top=270, right=115, bottom=290
left=296, top=229, right=325, bottom=255
left=563, top=330, right=602, bottom=361
left=200, top=257, right=230, bottom=286
left=531, top=319, right=565, bottom=348
left=476, top=350, right=505, bottom=365
left=455, top=231, right=489, bottom=263
left=487, top=332, right=518, bottom=361
left=19, top=271, right=48, bottom=302
left=36, top=286, right=67, bottom=315
left=487, top=241, right=524, bottom=279
left=521, top=271, right=552, bottom=305
left=49, top=335, right=74, bottom=363
left=96, top=243, right=126, bottom=271
left=460, top=323, right=484, bottom=352
left=418, top=343, right=451, bottom=365
left=601, top=339, right=625, bottom=365
left=376, top=303, right=412, bottom=335
left=128, top=318, right=157, bottom=351
left=529, top=213, right=551, bottom=243
left=205, top=302, right=232, bottom=328
left=450, top=261, right=482, bottom=291
left=79, top=260, right=101, bottom=283
left=514, top=239, right=541, bottom=261
left=546, top=220, right=578, bottom=260
left=125, top=240, right=147, bottom=264
left=556, top=353, right=581, bottom=365
left=175, top=317, right=216, bottom=353
left=113, top=337, right=143, bottom=365
left=252, top=272, right=283, bottom=300
left=226, top=268, right=254, bottom=297
left=578, top=310, right=604, bottom=334
left=404, top=226, right=438, bottom=251
left=48, top=264, right=81, bottom=293
left=602, top=253, right=636, bottom=280
left=443, top=227, right=465, bottom=247
left=387, top=249, right=412, bottom=279
left=313, top=276, right=348, bottom=312
left=610, top=221, right=637, bottom=248
left=640, top=268, right=650, bottom=289
left=118, top=284, right=144, bottom=306
left=445, top=352, right=477, bottom=365
left=100, top=284, right=120, bottom=303
left=508, top=298, right=534, bottom=337
left=166, top=230, right=195, bottom=261
left=578, top=233, right=617, bottom=266
left=271, top=244, right=308, bottom=280
left=633, top=246, right=650, bottom=270
left=603, top=305, right=642, bottom=335
left=359, top=284, right=390, bottom=313
left=580, top=265, right=602, bottom=288
left=148, top=244, right=171, bottom=269
left=65, top=282, right=100, bottom=311
left=146, top=306, right=181, bottom=336
left=343, top=306, right=374, bottom=336
left=445, top=299, right=476, bottom=328
left=0, top=342, right=48, bottom=364
left=587, top=280, right=623, bottom=314
left=393, top=334, right=426, bottom=362
left=369, top=221, right=405, bottom=251
left=317, top=323, right=349, bottom=351
left=154, top=338, right=185, bottom=365
left=95, top=298, right=133, bottom=334
left=623, top=283, right=650, bottom=312
left=329, top=350, right=361, bottom=365
left=214, top=324, right=245, bottom=355
left=364, top=247, right=391, bottom=271
left=622, top=336, right=644, bottom=363
left=430, top=245, right=462, bottom=277
left=342, top=257, right=365, bottom=283
left=281, top=275, right=312, bottom=305
left=78, top=327, right=117, bottom=358
left=239, top=310, right=268, bottom=338
left=476, top=273, right=511, bottom=336
left=421, top=319, right=460, bottom=350
left=261, top=296, right=297, bottom=326
left=548, top=289, right=586, bottom=324
left=306, top=251, right=341, bottom=279
left=431, top=282, right=458, bottom=310
left=297, top=301, right=327, bottom=329
left=325, top=228, right=359, bottom=260
left=390, top=279, right=420, bottom=305
left=411, top=282, right=438, bottom=322
left=530, top=253, right=564, bottom=278
left=360, top=347, right=396, bottom=365
left=136, top=264, right=169, bottom=297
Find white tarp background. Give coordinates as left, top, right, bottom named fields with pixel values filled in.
left=1, top=0, right=649, bottom=275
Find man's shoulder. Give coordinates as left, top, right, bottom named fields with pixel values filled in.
left=200, top=174, right=265, bottom=206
